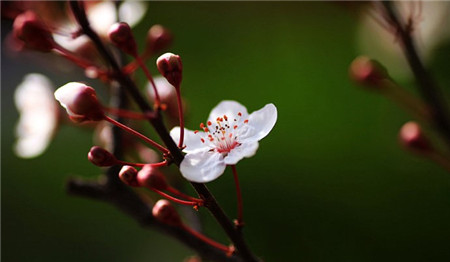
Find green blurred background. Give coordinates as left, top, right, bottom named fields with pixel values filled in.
left=3, top=2, right=450, bottom=261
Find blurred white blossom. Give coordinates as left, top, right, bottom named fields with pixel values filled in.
left=14, top=74, right=58, bottom=158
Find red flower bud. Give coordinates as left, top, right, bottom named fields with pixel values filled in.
left=119, top=165, right=140, bottom=187
left=54, top=82, right=105, bottom=123
left=152, top=199, right=182, bottom=226
left=13, top=11, right=54, bottom=52
left=146, top=24, right=173, bottom=54
left=137, top=164, right=167, bottom=190
left=349, top=56, right=389, bottom=89
left=399, top=121, right=432, bottom=153
left=108, top=22, right=137, bottom=56
left=88, top=146, right=117, bottom=166
left=156, top=53, right=183, bottom=87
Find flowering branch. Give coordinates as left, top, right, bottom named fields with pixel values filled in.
left=68, top=1, right=259, bottom=261
left=378, top=1, right=450, bottom=147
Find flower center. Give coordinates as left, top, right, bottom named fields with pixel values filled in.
left=195, top=112, right=249, bottom=154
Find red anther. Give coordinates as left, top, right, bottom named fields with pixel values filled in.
left=207, top=121, right=212, bottom=126
left=119, top=165, right=140, bottom=187
left=152, top=199, right=182, bottom=226
left=200, top=123, right=205, bottom=129
left=201, top=138, right=205, bottom=143
left=13, top=11, right=55, bottom=52
left=194, top=130, right=199, bottom=134
left=54, top=82, right=105, bottom=123
left=137, top=164, right=168, bottom=191
left=223, top=115, right=228, bottom=121
left=87, top=146, right=117, bottom=167
left=108, top=22, right=137, bottom=56
left=399, top=121, right=432, bottom=153
left=244, top=119, right=249, bottom=124
left=146, top=24, right=173, bottom=54
left=156, top=52, right=183, bottom=87
left=238, top=112, right=242, bottom=117
left=349, top=56, right=389, bottom=89
left=233, top=125, right=238, bottom=129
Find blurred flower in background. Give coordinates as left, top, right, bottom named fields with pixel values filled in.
left=14, top=73, right=59, bottom=158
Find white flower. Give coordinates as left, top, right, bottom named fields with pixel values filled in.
left=170, top=101, right=277, bottom=183
left=14, top=74, right=58, bottom=158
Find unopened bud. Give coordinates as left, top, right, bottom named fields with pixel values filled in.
left=147, top=24, right=173, bottom=54
left=156, top=53, right=182, bottom=87
left=152, top=199, right=182, bottom=226
left=349, top=56, right=389, bottom=89
left=119, top=165, right=140, bottom=187
left=108, top=22, right=137, bottom=56
left=137, top=164, right=167, bottom=190
left=13, top=11, right=54, bottom=52
left=54, top=82, right=105, bottom=122
left=399, top=121, right=432, bottom=153
left=88, top=146, right=117, bottom=166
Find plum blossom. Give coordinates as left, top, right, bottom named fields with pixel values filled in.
left=14, top=74, right=58, bottom=158
left=170, top=101, right=277, bottom=183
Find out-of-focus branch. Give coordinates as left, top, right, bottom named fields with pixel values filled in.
left=379, top=1, right=450, bottom=147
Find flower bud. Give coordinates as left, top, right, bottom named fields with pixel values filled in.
left=13, top=11, right=55, bottom=52
left=152, top=199, right=182, bottom=226
left=146, top=24, right=173, bottom=54
left=349, top=56, right=389, bottom=89
left=156, top=53, right=182, bottom=87
left=88, top=146, right=117, bottom=166
left=119, top=165, right=140, bottom=187
left=137, top=164, right=167, bottom=190
left=54, top=82, right=105, bottom=123
left=399, top=121, right=432, bottom=153
left=108, top=22, right=137, bottom=56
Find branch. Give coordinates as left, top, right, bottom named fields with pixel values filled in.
left=379, top=1, right=450, bottom=147
left=68, top=1, right=259, bottom=261
left=66, top=173, right=243, bottom=262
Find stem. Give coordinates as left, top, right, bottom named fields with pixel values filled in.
left=175, top=88, right=185, bottom=148
left=231, top=165, right=244, bottom=227
left=53, top=44, right=96, bottom=69
left=182, top=224, right=231, bottom=253
left=379, top=1, right=450, bottom=148
left=104, top=116, right=169, bottom=154
left=103, top=106, right=151, bottom=120
left=167, top=186, right=203, bottom=202
left=428, top=151, right=450, bottom=173
left=135, top=56, right=161, bottom=107
left=151, top=188, right=203, bottom=207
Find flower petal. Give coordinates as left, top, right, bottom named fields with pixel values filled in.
left=170, top=127, right=209, bottom=153
left=224, top=142, right=259, bottom=165
left=207, top=100, right=249, bottom=123
left=240, top=103, right=277, bottom=143
left=180, top=151, right=226, bottom=183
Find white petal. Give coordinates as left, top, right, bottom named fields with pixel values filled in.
left=240, top=103, right=277, bottom=143
left=207, top=100, right=249, bottom=123
left=170, top=127, right=209, bottom=153
left=180, top=151, right=226, bottom=183
left=224, top=142, right=259, bottom=165
left=119, top=1, right=148, bottom=28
